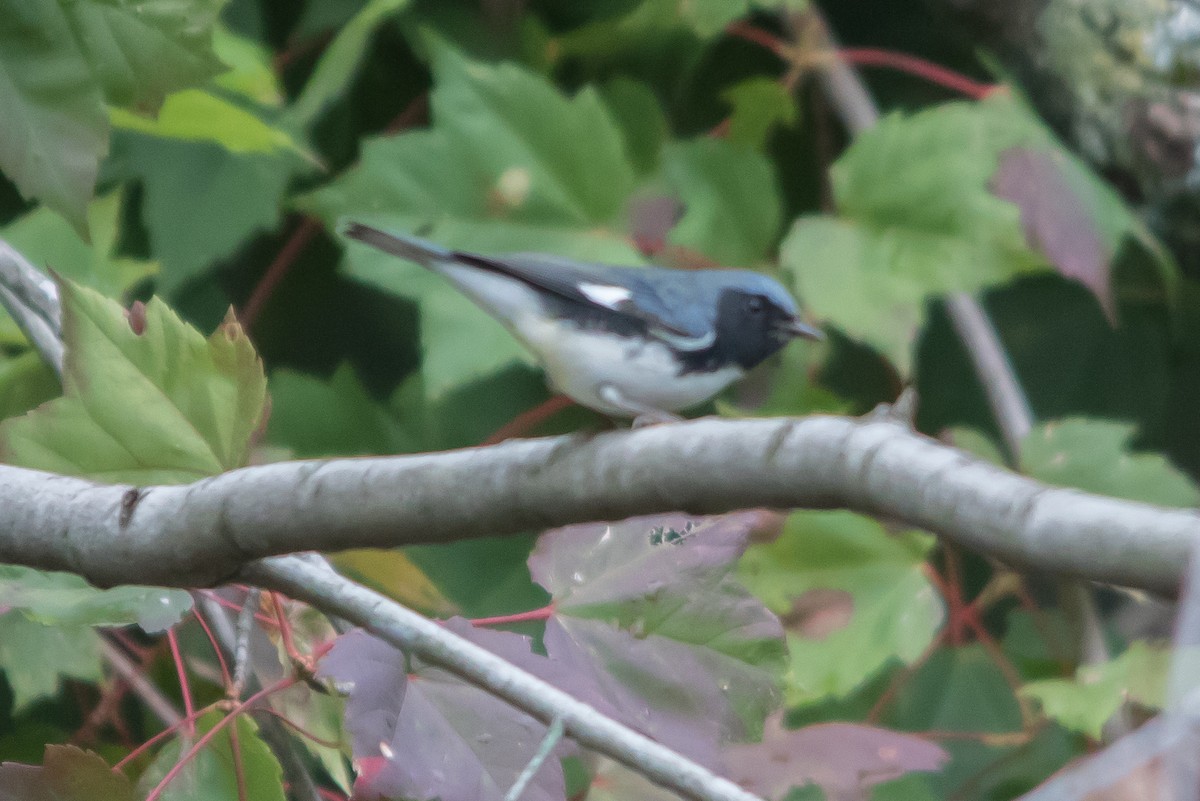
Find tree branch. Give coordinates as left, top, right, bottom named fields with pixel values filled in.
left=0, top=413, right=1196, bottom=593
left=0, top=240, right=63, bottom=376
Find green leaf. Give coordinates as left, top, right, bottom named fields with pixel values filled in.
left=136, top=711, right=286, bottom=801
left=0, top=745, right=135, bottom=801
left=598, top=77, right=669, bottom=176
left=0, top=1, right=108, bottom=233
left=0, top=613, right=102, bottom=712
left=0, top=189, right=158, bottom=346
left=109, top=90, right=310, bottom=158
left=1021, top=642, right=1171, bottom=738
left=267, top=363, right=420, bottom=456
left=210, top=26, right=283, bottom=105
left=300, top=45, right=643, bottom=396
left=0, top=0, right=229, bottom=232
left=739, top=511, right=944, bottom=705
left=661, top=138, right=783, bottom=265
left=945, top=426, right=1007, bottom=466
left=59, top=0, right=226, bottom=109
left=426, top=43, right=635, bottom=224
left=720, top=77, right=798, bottom=151
left=784, top=96, right=1053, bottom=373
left=0, top=565, right=190, bottom=632
left=2, top=188, right=156, bottom=296
left=0, top=352, right=60, bottom=423
left=1020, top=418, right=1200, bottom=507
left=881, top=646, right=1037, bottom=795
left=288, top=0, right=412, bottom=126
left=268, top=684, right=353, bottom=794
left=112, top=133, right=299, bottom=292
left=675, top=0, right=808, bottom=37
left=0, top=280, right=268, bottom=484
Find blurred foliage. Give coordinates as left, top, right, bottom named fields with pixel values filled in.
left=0, top=0, right=1198, bottom=799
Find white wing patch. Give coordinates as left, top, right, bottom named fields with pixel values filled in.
left=578, top=283, right=633, bottom=309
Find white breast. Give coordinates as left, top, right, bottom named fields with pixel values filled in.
left=427, top=263, right=741, bottom=416
left=513, top=316, right=742, bottom=416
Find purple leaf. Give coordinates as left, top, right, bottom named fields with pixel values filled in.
left=991, top=147, right=1116, bottom=321
left=530, top=513, right=786, bottom=767
left=543, top=616, right=727, bottom=766
left=723, top=715, right=948, bottom=800
left=0, top=746, right=135, bottom=801
left=318, top=621, right=573, bottom=801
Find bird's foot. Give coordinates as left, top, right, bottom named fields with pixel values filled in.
left=631, top=410, right=683, bottom=428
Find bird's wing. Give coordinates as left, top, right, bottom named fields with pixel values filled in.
left=453, top=252, right=716, bottom=346
left=342, top=223, right=715, bottom=346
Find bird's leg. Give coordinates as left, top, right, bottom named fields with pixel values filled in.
left=597, top=385, right=682, bottom=428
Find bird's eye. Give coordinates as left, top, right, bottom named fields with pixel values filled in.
left=747, top=296, right=766, bottom=314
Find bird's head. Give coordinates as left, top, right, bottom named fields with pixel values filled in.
left=712, top=273, right=822, bottom=370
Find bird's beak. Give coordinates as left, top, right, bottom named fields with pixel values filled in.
left=780, top=317, right=824, bottom=341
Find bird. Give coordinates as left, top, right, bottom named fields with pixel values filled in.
left=342, top=222, right=822, bottom=422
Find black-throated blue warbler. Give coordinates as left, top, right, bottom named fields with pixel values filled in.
left=343, top=223, right=822, bottom=421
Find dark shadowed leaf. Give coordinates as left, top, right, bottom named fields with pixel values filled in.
left=318, top=622, right=571, bottom=801
left=660, top=138, right=782, bottom=265
left=678, top=0, right=809, bottom=36
left=287, top=0, right=412, bottom=127
left=530, top=513, right=787, bottom=766
left=111, top=134, right=301, bottom=292
left=598, top=77, right=669, bottom=176
left=723, top=715, right=947, bottom=800
left=0, top=745, right=134, bottom=801
left=267, top=363, right=420, bottom=457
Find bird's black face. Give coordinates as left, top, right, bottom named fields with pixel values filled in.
left=712, top=288, right=819, bottom=370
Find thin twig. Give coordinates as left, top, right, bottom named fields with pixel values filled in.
left=239, top=216, right=321, bottom=332
left=166, top=629, right=196, bottom=735
left=944, top=294, right=1033, bottom=464
left=505, top=717, right=565, bottom=801
left=195, top=594, right=326, bottom=801
left=0, top=240, right=63, bottom=376
left=100, top=638, right=182, bottom=728
left=144, top=677, right=297, bottom=801
left=232, top=588, right=262, bottom=697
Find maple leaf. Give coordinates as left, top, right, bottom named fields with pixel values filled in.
left=530, top=512, right=787, bottom=767
left=319, top=621, right=575, bottom=801
left=723, top=714, right=948, bottom=799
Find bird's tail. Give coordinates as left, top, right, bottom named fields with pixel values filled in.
left=341, top=222, right=453, bottom=266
